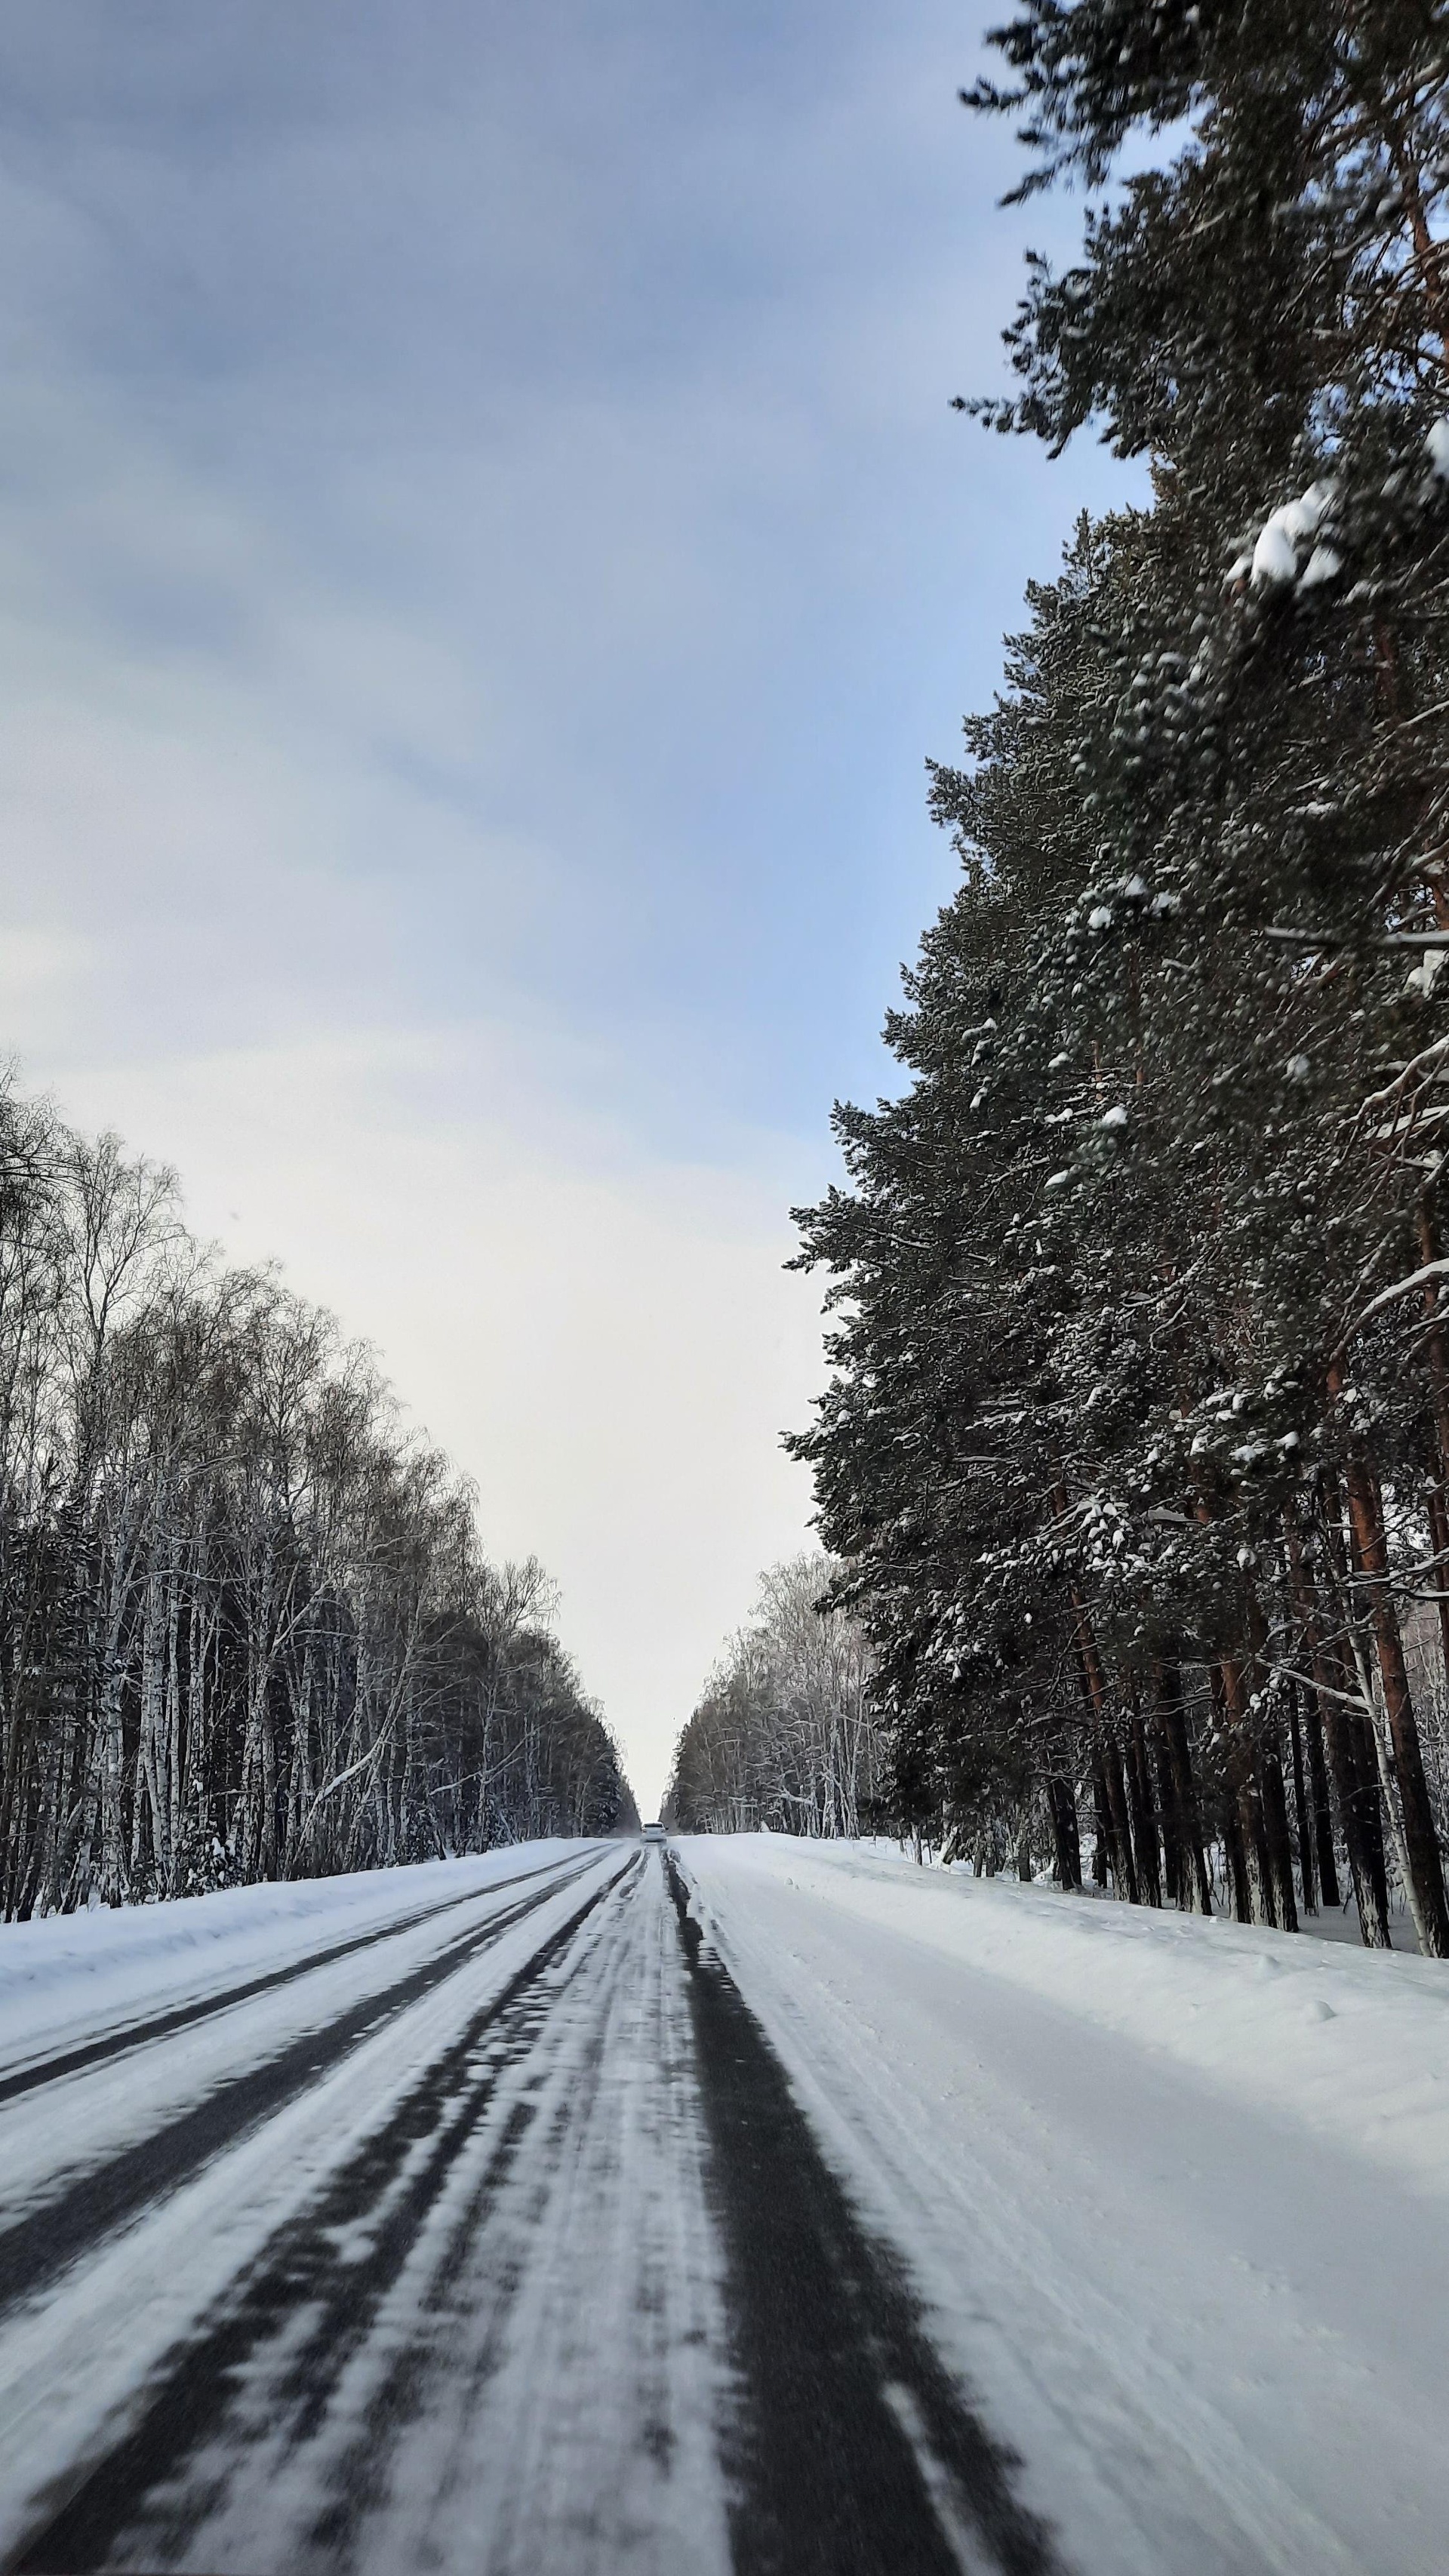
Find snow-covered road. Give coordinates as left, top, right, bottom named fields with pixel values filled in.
left=679, top=1836, right=1449, bottom=2576
left=1, top=1836, right=1445, bottom=2575
left=0, top=1843, right=738, bottom=2576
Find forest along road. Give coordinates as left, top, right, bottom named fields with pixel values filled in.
left=0, top=1843, right=1441, bottom=2576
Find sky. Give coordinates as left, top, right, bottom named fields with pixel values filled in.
left=0, top=0, right=1137, bottom=1816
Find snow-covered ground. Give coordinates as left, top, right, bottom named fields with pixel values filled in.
left=677, top=1833, right=1449, bottom=2576
left=2, top=1834, right=1446, bottom=2574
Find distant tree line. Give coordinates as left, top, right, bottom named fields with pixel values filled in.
left=0, top=1075, right=634, bottom=1919
left=664, top=1555, right=883, bottom=1837
left=789, top=0, right=1449, bottom=1947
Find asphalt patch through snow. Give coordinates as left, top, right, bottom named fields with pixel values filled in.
left=0, top=1853, right=598, bottom=2110
left=665, top=1851, right=1060, bottom=2576
left=0, top=1851, right=609, bottom=2320
left=12, top=1860, right=634, bottom=2574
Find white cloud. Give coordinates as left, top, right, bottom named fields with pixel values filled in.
left=50, top=1026, right=824, bottom=1817
left=0, top=0, right=1144, bottom=1814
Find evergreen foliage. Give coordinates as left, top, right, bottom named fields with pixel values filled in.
left=790, top=0, right=1449, bottom=1947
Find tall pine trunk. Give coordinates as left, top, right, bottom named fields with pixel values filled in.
left=1157, top=1660, right=1213, bottom=1913
left=1070, top=1587, right=1140, bottom=1902
left=1286, top=1521, right=1390, bottom=1946
left=1324, top=1414, right=1449, bottom=1956
left=1216, top=1653, right=1276, bottom=1926
left=1285, top=1678, right=1318, bottom=1914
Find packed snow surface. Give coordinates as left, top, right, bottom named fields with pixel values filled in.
left=0, top=1843, right=589, bottom=2068
left=0, top=1844, right=734, bottom=2576
left=677, top=1834, right=1449, bottom=2576
left=2, top=1834, right=1447, bottom=2574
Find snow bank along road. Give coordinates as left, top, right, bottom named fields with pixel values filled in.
left=0, top=1839, right=1446, bottom=2575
